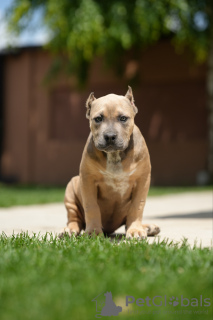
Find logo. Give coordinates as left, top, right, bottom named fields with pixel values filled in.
left=92, top=291, right=122, bottom=318
left=92, top=292, right=211, bottom=317
left=169, top=296, right=179, bottom=306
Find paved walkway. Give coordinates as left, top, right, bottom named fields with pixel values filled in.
left=0, top=191, right=212, bottom=247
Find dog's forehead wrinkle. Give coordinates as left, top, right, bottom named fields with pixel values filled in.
left=92, top=94, right=131, bottom=115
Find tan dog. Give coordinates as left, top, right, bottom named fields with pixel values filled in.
left=63, top=87, right=160, bottom=239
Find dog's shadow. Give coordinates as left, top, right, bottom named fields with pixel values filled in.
left=105, top=233, right=126, bottom=241
left=59, top=231, right=157, bottom=242
left=105, top=233, right=155, bottom=242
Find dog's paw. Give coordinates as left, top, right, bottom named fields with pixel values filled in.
left=58, top=227, right=79, bottom=238
left=126, top=227, right=147, bottom=239
left=144, top=224, right=160, bottom=236
left=85, top=226, right=103, bottom=237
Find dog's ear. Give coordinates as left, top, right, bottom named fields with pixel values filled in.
left=86, top=92, right=96, bottom=119
left=125, top=86, right=138, bottom=114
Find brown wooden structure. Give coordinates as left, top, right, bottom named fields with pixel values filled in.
left=0, top=40, right=208, bottom=185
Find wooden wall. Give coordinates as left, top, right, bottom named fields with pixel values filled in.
left=0, top=40, right=208, bottom=185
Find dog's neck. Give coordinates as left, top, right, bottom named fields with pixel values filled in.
left=106, top=151, right=121, bottom=165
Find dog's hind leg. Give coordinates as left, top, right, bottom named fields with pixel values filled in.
left=61, top=176, right=85, bottom=237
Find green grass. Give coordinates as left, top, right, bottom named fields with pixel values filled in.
left=0, top=184, right=65, bottom=207
left=0, top=233, right=212, bottom=320
left=0, top=183, right=212, bottom=207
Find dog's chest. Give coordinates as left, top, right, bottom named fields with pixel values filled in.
left=99, top=152, right=134, bottom=197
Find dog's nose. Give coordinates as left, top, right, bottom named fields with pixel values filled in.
left=104, top=133, right=117, bottom=144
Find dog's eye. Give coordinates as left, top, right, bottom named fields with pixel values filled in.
left=120, top=116, right=128, bottom=122
left=94, top=116, right=103, bottom=123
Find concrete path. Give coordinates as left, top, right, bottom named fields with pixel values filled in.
left=0, top=191, right=212, bottom=247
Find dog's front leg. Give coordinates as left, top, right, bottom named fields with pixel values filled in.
left=80, top=176, right=103, bottom=235
left=126, top=172, right=151, bottom=239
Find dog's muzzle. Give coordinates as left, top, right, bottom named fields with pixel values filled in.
left=95, top=131, right=126, bottom=151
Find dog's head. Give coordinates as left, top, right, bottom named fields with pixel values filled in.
left=86, top=86, right=138, bottom=152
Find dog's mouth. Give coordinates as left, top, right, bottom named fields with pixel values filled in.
left=96, top=143, right=125, bottom=152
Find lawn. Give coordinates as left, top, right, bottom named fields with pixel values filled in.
left=0, top=233, right=212, bottom=320
left=0, top=183, right=212, bottom=207
left=0, top=184, right=65, bottom=207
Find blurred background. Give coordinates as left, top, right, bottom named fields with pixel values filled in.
left=0, top=0, right=212, bottom=187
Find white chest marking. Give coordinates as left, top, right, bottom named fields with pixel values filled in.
left=99, top=152, right=135, bottom=197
